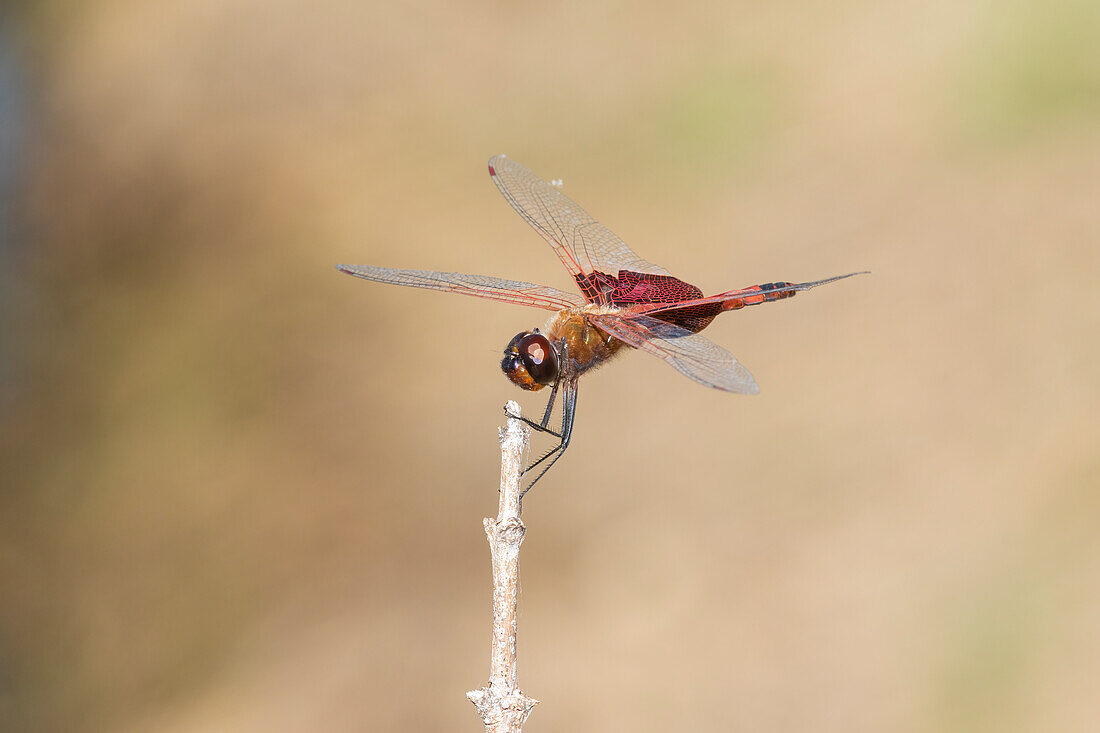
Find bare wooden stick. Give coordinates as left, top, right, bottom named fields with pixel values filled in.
left=467, top=401, right=538, bottom=731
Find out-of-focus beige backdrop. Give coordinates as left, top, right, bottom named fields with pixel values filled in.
left=1, top=1, right=1097, bottom=731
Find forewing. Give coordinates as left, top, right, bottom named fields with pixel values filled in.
left=336, top=264, right=583, bottom=311
left=488, top=155, right=670, bottom=279
left=588, top=313, right=759, bottom=394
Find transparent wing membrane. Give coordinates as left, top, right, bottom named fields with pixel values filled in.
left=488, top=155, right=670, bottom=280
left=589, top=313, right=759, bottom=394
left=336, top=264, right=583, bottom=311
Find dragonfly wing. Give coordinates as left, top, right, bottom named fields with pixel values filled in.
left=336, top=265, right=584, bottom=311
left=488, top=155, right=670, bottom=280
left=588, top=313, right=759, bottom=394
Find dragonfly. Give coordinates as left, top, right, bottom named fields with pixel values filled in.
left=338, top=155, right=866, bottom=494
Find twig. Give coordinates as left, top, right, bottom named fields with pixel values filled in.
left=467, top=401, right=539, bottom=731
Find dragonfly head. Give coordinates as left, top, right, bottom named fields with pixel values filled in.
left=501, top=330, right=559, bottom=391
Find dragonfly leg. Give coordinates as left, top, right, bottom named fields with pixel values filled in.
left=539, top=379, right=559, bottom=428
left=507, top=380, right=563, bottom=476
left=503, top=348, right=564, bottom=438
left=505, top=382, right=562, bottom=440
left=520, top=381, right=577, bottom=499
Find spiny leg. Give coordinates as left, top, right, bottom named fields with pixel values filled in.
left=539, top=379, right=559, bottom=427
left=505, top=379, right=562, bottom=438
left=520, top=381, right=577, bottom=499
left=498, top=379, right=559, bottom=498
left=513, top=379, right=565, bottom=475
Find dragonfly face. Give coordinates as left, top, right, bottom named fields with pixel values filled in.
left=337, top=154, right=867, bottom=494
left=502, top=331, right=559, bottom=392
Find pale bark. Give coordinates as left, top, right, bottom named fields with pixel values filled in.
left=467, top=401, right=538, bottom=732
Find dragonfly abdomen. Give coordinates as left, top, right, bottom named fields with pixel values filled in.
left=720, top=282, right=797, bottom=311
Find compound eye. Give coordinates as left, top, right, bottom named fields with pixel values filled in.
left=518, top=333, right=558, bottom=385
left=505, top=332, right=527, bottom=352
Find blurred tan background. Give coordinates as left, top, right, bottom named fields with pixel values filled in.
left=1, top=1, right=1098, bottom=731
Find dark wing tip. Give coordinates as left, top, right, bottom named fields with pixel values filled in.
left=335, top=264, right=354, bottom=275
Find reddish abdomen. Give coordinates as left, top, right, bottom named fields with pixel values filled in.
left=721, top=282, right=796, bottom=310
